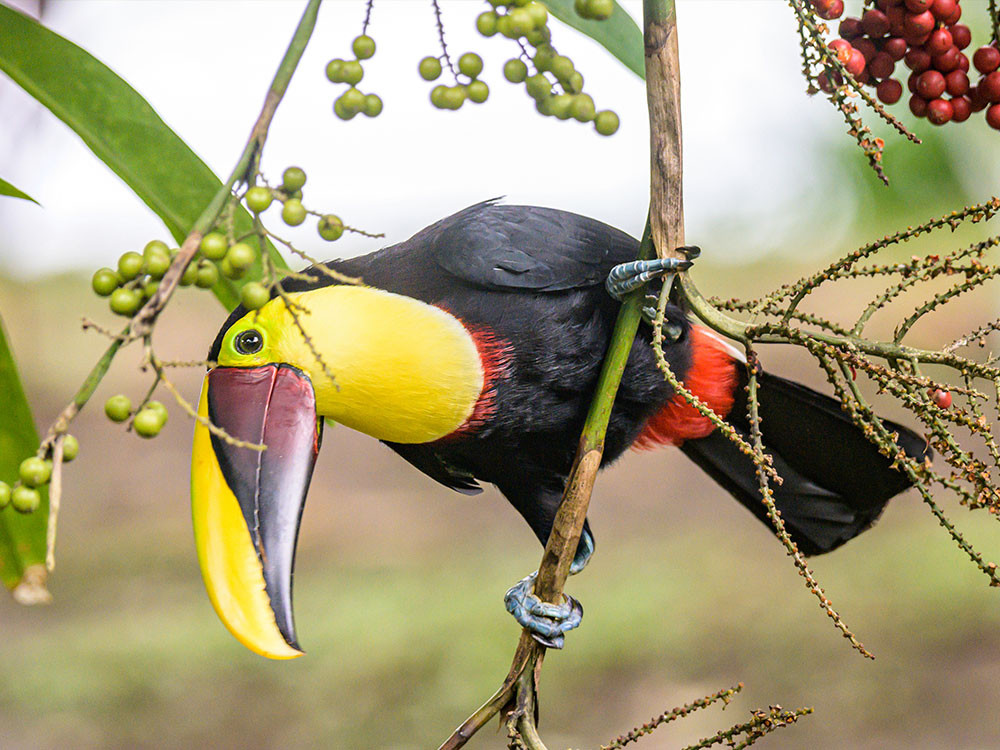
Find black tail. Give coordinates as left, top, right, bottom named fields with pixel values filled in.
left=680, top=371, right=931, bottom=555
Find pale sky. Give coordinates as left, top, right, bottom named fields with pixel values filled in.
left=0, top=1, right=996, bottom=277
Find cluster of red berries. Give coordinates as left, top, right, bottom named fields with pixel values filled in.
left=812, top=0, right=1000, bottom=130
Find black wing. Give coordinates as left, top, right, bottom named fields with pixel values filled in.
left=381, top=441, right=483, bottom=495
left=414, top=200, right=640, bottom=292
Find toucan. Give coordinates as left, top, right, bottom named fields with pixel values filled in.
left=190, top=200, right=930, bottom=659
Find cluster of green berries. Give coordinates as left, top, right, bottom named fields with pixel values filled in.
left=574, top=0, right=614, bottom=21
left=476, top=0, right=620, bottom=135
left=419, top=52, right=490, bottom=110
left=327, top=35, right=383, bottom=120
left=0, top=435, right=78, bottom=514
left=91, top=240, right=182, bottom=317
left=104, top=394, right=169, bottom=438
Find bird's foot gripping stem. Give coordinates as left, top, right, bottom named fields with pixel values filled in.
left=605, top=247, right=699, bottom=302
left=504, top=572, right=583, bottom=649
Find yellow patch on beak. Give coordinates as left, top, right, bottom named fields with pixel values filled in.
left=190, top=377, right=302, bottom=660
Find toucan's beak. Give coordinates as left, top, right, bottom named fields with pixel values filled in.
left=191, top=364, right=322, bottom=659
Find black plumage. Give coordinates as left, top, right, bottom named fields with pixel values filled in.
left=209, top=200, right=930, bottom=557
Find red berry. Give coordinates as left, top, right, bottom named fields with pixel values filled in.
left=869, top=51, right=895, bottom=79
left=905, top=47, right=932, bottom=72
left=862, top=9, right=891, bottom=37
left=813, top=0, right=845, bottom=20
left=908, top=72, right=921, bottom=93
left=904, top=10, right=935, bottom=38
left=932, top=46, right=961, bottom=73
left=981, top=71, right=1000, bottom=103
left=854, top=37, right=878, bottom=62
left=887, top=5, right=907, bottom=35
left=929, top=388, right=953, bottom=408
left=877, top=77, right=904, bottom=103
left=909, top=94, right=929, bottom=116
left=846, top=48, right=867, bottom=76
left=945, top=69, right=969, bottom=96
left=839, top=17, right=863, bottom=39
left=957, top=53, right=970, bottom=72
left=950, top=95, right=971, bottom=122
left=916, top=69, right=946, bottom=98
left=925, top=28, right=953, bottom=57
left=973, top=46, right=1000, bottom=75
left=970, top=84, right=989, bottom=112
left=945, top=3, right=961, bottom=23
left=930, top=0, right=957, bottom=21
left=950, top=24, right=971, bottom=51
left=877, top=0, right=904, bottom=8
left=904, top=0, right=932, bottom=11
left=926, top=97, right=953, bottom=124
left=817, top=72, right=836, bottom=93
left=884, top=37, right=908, bottom=61
left=987, top=104, right=1000, bottom=129
left=829, top=38, right=853, bottom=63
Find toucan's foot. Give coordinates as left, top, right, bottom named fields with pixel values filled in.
left=605, top=252, right=697, bottom=302
left=639, top=294, right=686, bottom=343
left=504, top=571, right=583, bottom=649
left=570, top=527, right=595, bottom=575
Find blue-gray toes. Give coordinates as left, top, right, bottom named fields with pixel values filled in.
left=570, top=528, right=595, bottom=575
left=606, top=257, right=693, bottom=301
left=504, top=571, right=584, bottom=649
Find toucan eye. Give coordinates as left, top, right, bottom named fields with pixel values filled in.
left=234, top=329, right=264, bottom=355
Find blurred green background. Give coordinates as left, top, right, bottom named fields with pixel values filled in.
left=3, top=1, right=1000, bottom=747
left=2, top=127, right=1000, bottom=750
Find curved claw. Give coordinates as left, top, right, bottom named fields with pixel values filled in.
left=504, top=572, right=584, bottom=649
left=606, top=257, right=694, bottom=301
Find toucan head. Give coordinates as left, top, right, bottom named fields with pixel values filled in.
left=191, top=284, right=486, bottom=659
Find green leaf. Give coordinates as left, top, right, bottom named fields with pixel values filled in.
left=0, top=312, right=48, bottom=594
left=543, top=1, right=645, bottom=80
left=0, top=6, right=286, bottom=310
left=0, top=177, right=40, bottom=205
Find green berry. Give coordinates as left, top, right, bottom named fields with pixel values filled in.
left=245, top=187, right=273, bottom=214
left=61, top=434, right=79, bottom=462
left=568, top=72, right=584, bottom=93
left=11, top=486, right=40, bottom=514
left=195, top=260, right=219, bottom=289
left=341, top=87, right=366, bottom=112
left=525, top=1, right=548, bottom=26
left=430, top=84, right=449, bottom=108
left=92, top=268, right=121, bottom=297
left=318, top=214, right=344, bottom=241
left=241, top=282, right=270, bottom=310
left=458, top=52, right=483, bottom=79
left=341, top=60, right=364, bottom=86
left=587, top=0, right=614, bottom=20
left=334, top=96, right=357, bottom=121
left=419, top=56, right=442, bottom=81
left=109, top=287, right=142, bottom=316
left=105, top=394, right=132, bottom=423
left=117, top=251, right=144, bottom=281
left=533, top=45, right=555, bottom=72
left=281, top=166, right=307, bottom=193
left=352, top=34, right=376, bottom=60
left=200, top=232, right=229, bottom=261
left=441, top=86, right=466, bottom=110
left=507, top=8, right=535, bottom=35
left=551, top=55, right=575, bottom=83
left=145, top=400, right=169, bottom=426
left=594, top=109, right=620, bottom=136
left=19, top=456, right=51, bottom=488
left=363, top=93, right=383, bottom=117
left=524, top=26, right=551, bottom=46
left=142, top=279, right=160, bottom=299
left=143, top=240, right=170, bottom=256
left=570, top=94, right=596, bottom=122
left=144, top=248, right=171, bottom=279
left=180, top=262, right=199, bottom=286
left=525, top=73, right=551, bottom=100
left=220, top=257, right=245, bottom=280
left=226, top=243, right=256, bottom=271
left=504, top=58, right=528, bottom=83
left=0, top=481, right=10, bottom=510
left=466, top=80, right=489, bottom=103
left=326, top=58, right=346, bottom=83
left=550, top=93, right=574, bottom=120
left=133, top=409, right=163, bottom=439
left=476, top=10, right=498, bottom=36
left=281, top=199, right=307, bottom=226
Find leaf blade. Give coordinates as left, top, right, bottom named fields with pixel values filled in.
left=0, top=177, right=40, bottom=205
left=543, top=0, right=645, bottom=80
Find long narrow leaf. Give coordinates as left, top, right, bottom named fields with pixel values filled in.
left=543, top=0, right=645, bottom=80
left=0, top=5, right=286, bottom=310
left=0, top=177, right=40, bottom=205
left=0, top=313, right=48, bottom=591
